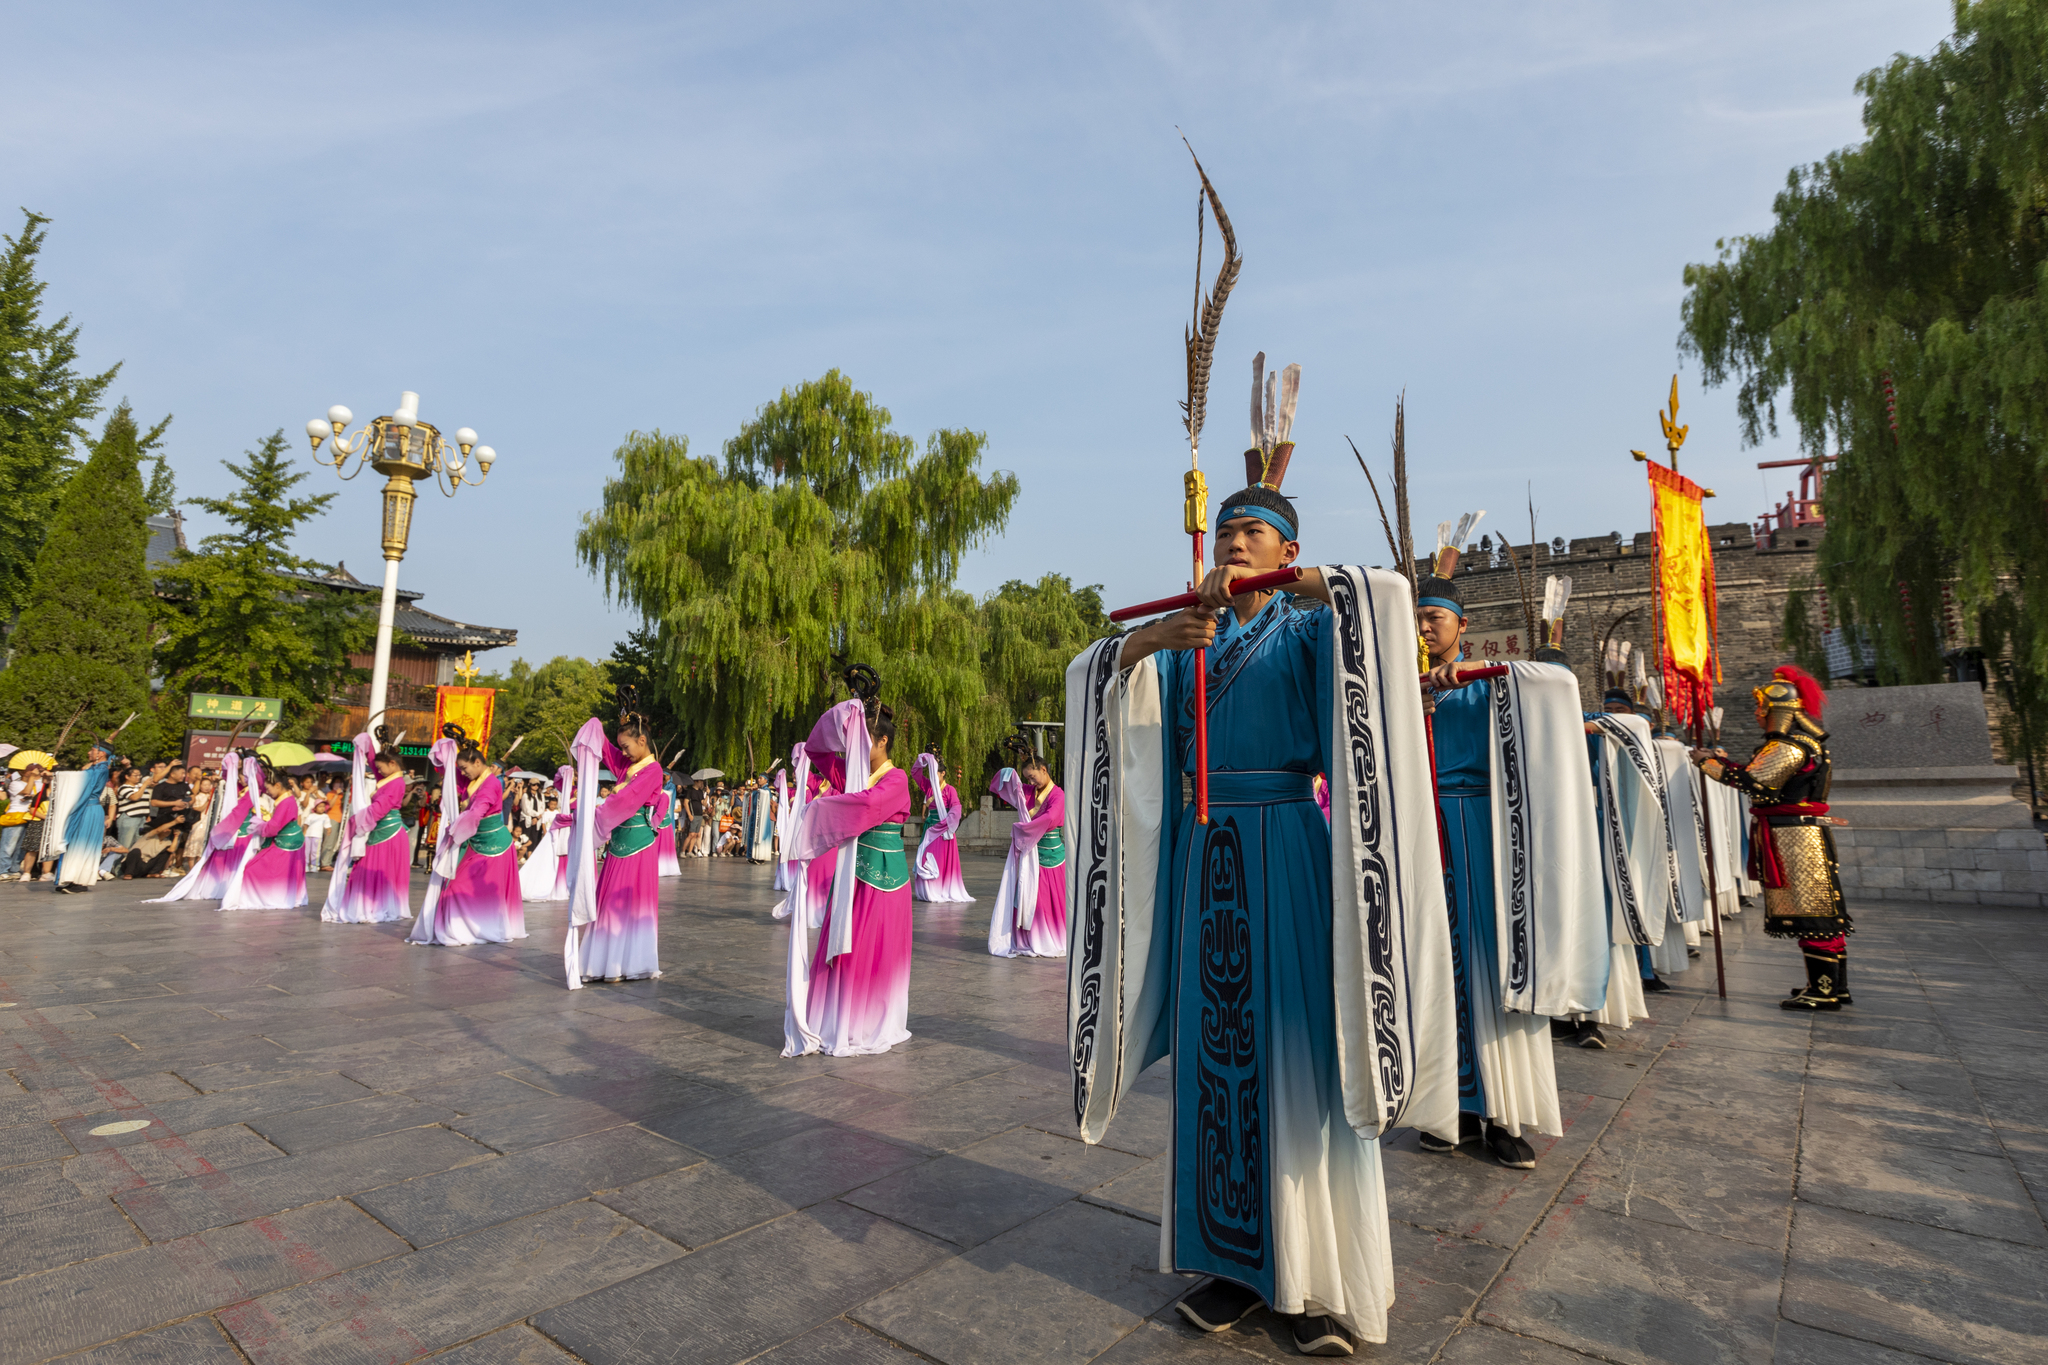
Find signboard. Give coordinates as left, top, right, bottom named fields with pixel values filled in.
left=188, top=693, right=281, bottom=723
left=184, top=731, right=240, bottom=773
left=1465, top=630, right=1535, bottom=664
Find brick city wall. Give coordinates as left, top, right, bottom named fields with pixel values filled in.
left=1440, top=520, right=1820, bottom=716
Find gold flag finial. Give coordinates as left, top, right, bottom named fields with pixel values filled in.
left=454, top=650, right=479, bottom=685
left=1659, top=374, right=1689, bottom=454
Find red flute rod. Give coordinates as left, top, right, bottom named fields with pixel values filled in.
left=1109, top=567, right=1305, bottom=624
left=1418, top=663, right=1510, bottom=689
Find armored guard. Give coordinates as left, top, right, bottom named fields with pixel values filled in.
left=1696, top=665, right=1850, bottom=1010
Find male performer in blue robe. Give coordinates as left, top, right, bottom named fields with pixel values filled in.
left=1067, top=444, right=1456, bottom=1356
left=1415, top=568, right=1606, bottom=1170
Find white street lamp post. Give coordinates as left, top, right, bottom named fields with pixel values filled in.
left=304, top=392, right=498, bottom=732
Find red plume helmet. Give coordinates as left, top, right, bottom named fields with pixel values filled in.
left=1772, top=664, right=1825, bottom=717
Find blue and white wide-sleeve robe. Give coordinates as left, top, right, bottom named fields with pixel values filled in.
left=1063, top=566, right=1457, bottom=1346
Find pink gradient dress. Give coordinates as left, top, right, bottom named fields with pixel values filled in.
left=912, top=781, right=973, bottom=903
left=656, top=790, right=682, bottom=876
left=327, top=774, right=413, bottom=924
left=802, top=763, right=915, bottom=1055
left=580, top=747, right=665, bottom=981
left=220, top=796, right=308, bottom=911
left=190, top=792, right=255, bottom=900
left=990, top=784, right=1068, bottom=958
left=412, top=772, right=524, bottom=945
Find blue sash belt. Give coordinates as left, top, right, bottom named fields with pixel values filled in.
left=1203, top=770, right=1316, bottom=805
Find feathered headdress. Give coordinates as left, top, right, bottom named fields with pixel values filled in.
left=1246, top=352, right=1301, bottom=489
left=1432, top=511, right=1486, bottom=578
left=1541, top=575, right=1573, bottom=649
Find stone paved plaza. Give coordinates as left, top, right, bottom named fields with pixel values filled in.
left=1, top=856, right=2044, bottom=1364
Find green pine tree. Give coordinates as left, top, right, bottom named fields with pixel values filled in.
left=154, top=430, right=375, bottom=745
left=0, top=210, right=121, bottom=622
left=0, top=403, right=160, bottom=761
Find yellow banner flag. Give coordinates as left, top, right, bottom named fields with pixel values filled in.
left=433, top=686, right=496, bottom=753
left=1648, top=460, right=1719, bottom=724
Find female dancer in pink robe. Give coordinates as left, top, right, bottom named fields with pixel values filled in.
left=656, top=784, right=682, bottom=876
left=987, top=747, right=1068, bottom=958
left=911, top=753, right=973, bottom=904
left=220, top=762, right=307, bottom=911
left=323, top=729, right=414, bottom=924
left=411, top=726, right=524, bottom=945
left=193, top=754, right=258, bottom=898
left=574, top=712, right=665, bottom=982
left=782, top=670, right=915, bottom=1057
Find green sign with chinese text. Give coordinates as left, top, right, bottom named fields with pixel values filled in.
left=187, top=693, right=282, bottom=722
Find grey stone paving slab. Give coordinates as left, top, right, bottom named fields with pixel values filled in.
left=853, top=1199, right=1186, bottom=1365
left=1547, top=1042, right=1656, bottom=1101
left=533, top=1200, right=951, bottom=1365
left=599, top=1122, right=926, bottom=1248
left=450, top=1075, right=721, bottom=1152
left=1477, top=1202, right=1783, bottom=1364
left=246, top=1092, right=457, bottom=1153
left=422, top=1325, right=580, bottom=1363
left=747, top=1319, right=921, bottom=1363
left=1968, top=1070, right=2048, bottom=1134
left=0, top=1198, right=407, bottom=1365
left=821, top=1040, right=1027, bottom=1096
left=1782, top=1201, right=2048, bottom=1365
left=51, top=1317, right=248, bottom=1364
left=55, top=1071, right=375, bottom=1149
left=839, top=1067, right=1097, bottom=1155
left=1082, top=1084, right=1168, bottom=1157
left=1771, top=1320, right=1951, bottom=1365
left=1081, top=1154, right=1164, bottom=1224
left=1432, top=1324, right=1612, bottom=1363
left=115, top=1122, right=492, bottom=1239
left=62, top=1121, right=287, bottom=1197
left=1381, top=1091, right=1621, bottom=1248
left=358, top=1122, right=698, bottom=1245
left=844, top=1124, right=1143, bottom=1247
left=1799, top=1135, right=2046, bottom=1245
left=0, top=1158, right=141, bottom=1278
left=1564, top=1128, right=1795, bottom=1249
left=223, top=1202, right=681, bottom=1365
left=403, top=1070, right=558, bottom=1116
left=0, top=1117, right=71, bottom=1167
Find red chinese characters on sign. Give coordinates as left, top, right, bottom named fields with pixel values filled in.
left=1467, top=632, right=1529, bottom=664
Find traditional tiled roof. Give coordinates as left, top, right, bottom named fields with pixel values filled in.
left=277, top=565, right=515, bottom=651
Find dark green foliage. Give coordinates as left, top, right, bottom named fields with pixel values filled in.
left=0, top=404, right=159, bottom=760
left=153, top=431, right=374, bottom=744
left=1680, top=0, right=2048, bottom=754
left=979, top=574, right=1121, bottom=775
left=0, top=210, right=121, bottom=620
left=1778, top=580, right=1833, bottom=687
left=469, top=655, right=612, bottom=773
left=605, top=627, right=684, bottom=759
left=578, top=372, right=1021, bottom=776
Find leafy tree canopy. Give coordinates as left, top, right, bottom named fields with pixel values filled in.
left=0, top=403, right=159, bottom=761
left=578, top=371, right=1020, bottom=777
left=154, top=431, right=374, bottom=744
left=0, top=210, right=122, bottom=620
left=1681, top=0, right=2048, bottom=707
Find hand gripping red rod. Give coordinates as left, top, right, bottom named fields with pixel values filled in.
left=1110, top=567, right=1305, bottom=824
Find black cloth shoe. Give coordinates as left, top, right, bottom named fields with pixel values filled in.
left=1550, top=1018, right=1577, bottom=1039
left=1641, top=975, right=1672, bottom=993
left=1176, top=1279, right=1263, bottom=1333
left=1782, top=943, right=1845, bottom=1011
left=1292, top=1315, right=1355, bottom=1356
left=1485, top=1122, right=1537, bottom=1169
left=1573, top=1021, right=1607, bottom=1049
left=1418, top=1129, right=1457, bottom=1153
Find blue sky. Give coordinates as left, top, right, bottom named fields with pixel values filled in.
left=5, top=1, right=1955, bottom=665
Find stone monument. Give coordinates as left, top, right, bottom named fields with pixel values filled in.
left=1825, top=681, right=2048, bottom=908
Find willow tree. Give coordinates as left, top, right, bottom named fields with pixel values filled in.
left=1681, top=0, right=2048, bottom=757
left=578, top=371, right=1019, bottom=775
left=981, top=574, right=1120, bottom=771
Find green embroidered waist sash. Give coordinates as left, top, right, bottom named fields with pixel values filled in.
left=464, top=812, right=513, bottom=858
left=367, top=808, right=406, bottom=846
left=855, top=822, right=910, bottom=891
left=267, top=819, right=305, bottom=853
left=1036, top=826, right=1067, bottom=868
left=609, top=807, right=657, bottom=858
